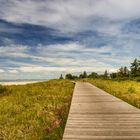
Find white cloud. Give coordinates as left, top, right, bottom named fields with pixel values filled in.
left=8, top=69, right=19, bottom=74
left=0, top=43, right=130, bottom=75
left=0, top=0, right=140, bottom=79
left=0, top=45, right=28, bottom=54
left=18, top=65, right=115, bottom=73
left=0, top=41, right=139, bottom=79
left=0, top=69, right=4, bottom=73
left=1, top=0, right=140, bottom=33
left=43, top=43, right=112, bottom=53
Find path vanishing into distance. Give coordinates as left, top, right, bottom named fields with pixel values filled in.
left=63, top=82, right=140, bottom=140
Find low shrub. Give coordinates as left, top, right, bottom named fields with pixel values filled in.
left=0, top=85, right=7, bottom=94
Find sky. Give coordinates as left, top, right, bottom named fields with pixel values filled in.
left=0, top=0, right=140, bottom=80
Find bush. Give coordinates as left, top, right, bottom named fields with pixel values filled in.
left=135, top=77, right=140, bottom=82
left=127, top=87, right=135, bottom=93
left=0, top=85, right=7, bottom=94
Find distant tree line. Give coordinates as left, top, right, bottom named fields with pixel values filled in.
left=110, top=58, right=140, bottom=79
left=59, top=58, right=140, bottom=81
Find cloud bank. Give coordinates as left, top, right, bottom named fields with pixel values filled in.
left=0, top=0, right=140, bottom=79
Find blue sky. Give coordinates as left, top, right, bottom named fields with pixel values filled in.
left=0, top=0, right=140, bottom=79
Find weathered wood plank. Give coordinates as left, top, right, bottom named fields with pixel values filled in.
left=63, top=82, right=140, bottom=140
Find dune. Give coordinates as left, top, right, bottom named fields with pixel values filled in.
left=0, top=81, right=39, bottom=85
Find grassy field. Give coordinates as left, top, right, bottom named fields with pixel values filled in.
left=0, top=79, right=74, bottom=140
left=85, top=79, right=140, bottom=109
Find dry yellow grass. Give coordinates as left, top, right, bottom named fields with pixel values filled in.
left=0, top=79, right=74, bottom=140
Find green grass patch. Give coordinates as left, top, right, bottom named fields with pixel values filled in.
left=85, top=79, right=140, bottom=109
left=0, top=79, right=74, bottom=140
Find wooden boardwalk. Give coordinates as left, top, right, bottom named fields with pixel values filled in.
left=63, top=82, right=140, bottom=140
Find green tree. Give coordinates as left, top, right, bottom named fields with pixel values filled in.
left=138, top=59, right=140, bottom=76
left=118, top=66, right=124, bottom=77
left=83, top=71, right=87, bottom=78
left=104, top=70, right=108, bottom=78
left=79, top=71, right=87, bottom=79
left=88, top=72, right=98, bottom=78
left=65, top=73, right=74, bottom=79
left=59, top=74, right=63, bottom=79
left=110, top=73, right=117, bottom=79
left=130, top=59, right=140, bottom=77
left=123, top=66, right=129, bottom=77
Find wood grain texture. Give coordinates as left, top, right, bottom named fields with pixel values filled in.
left=63, top=82, right=140, bottom=140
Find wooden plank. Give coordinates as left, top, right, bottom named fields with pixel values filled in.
left=63, top=82, right=140, bottom=140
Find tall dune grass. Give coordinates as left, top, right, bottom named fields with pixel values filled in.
left=86, top=79, right=140, bottom=108
left=0, top=79, right=74, bottom=140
